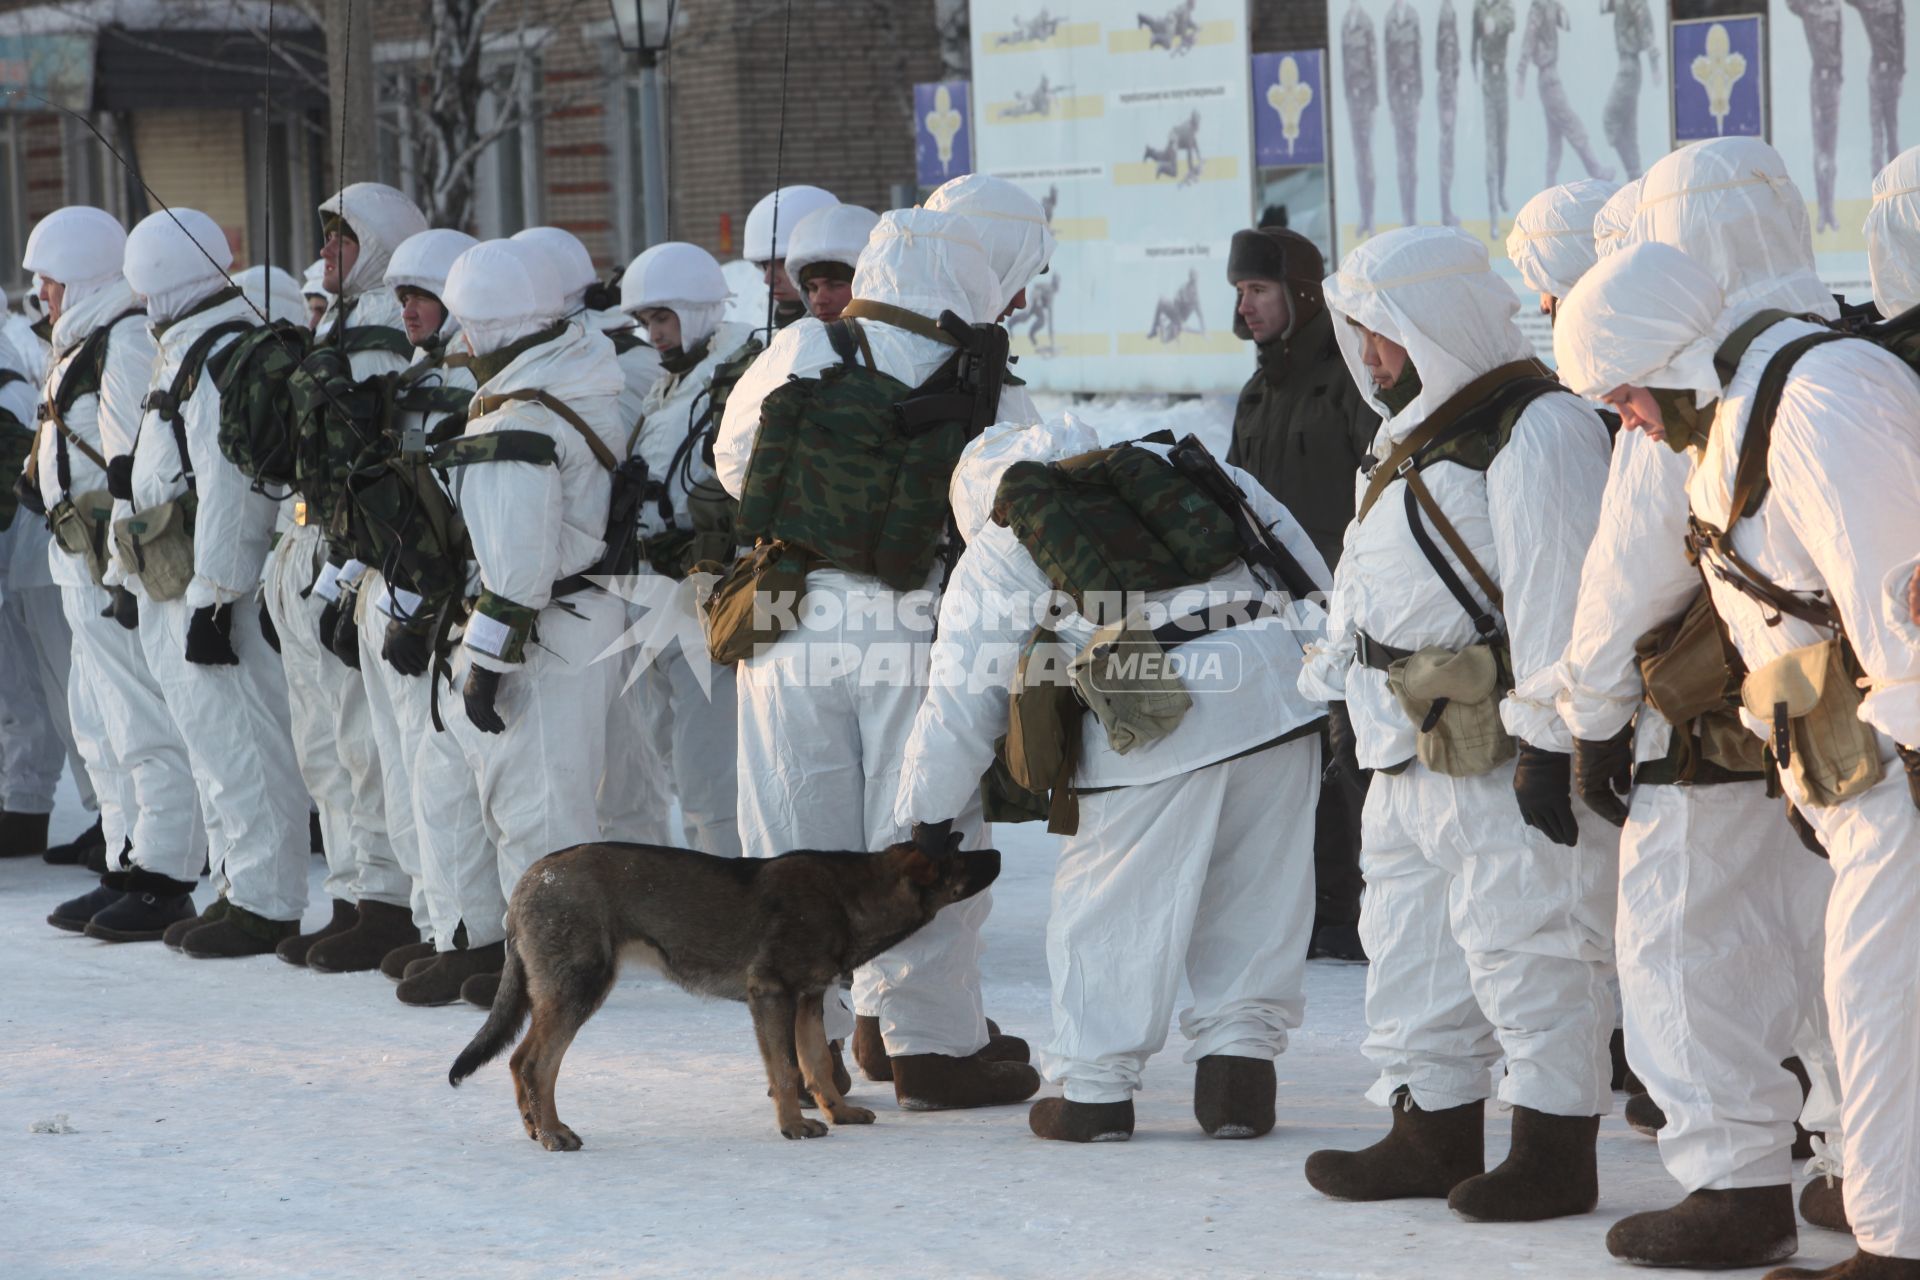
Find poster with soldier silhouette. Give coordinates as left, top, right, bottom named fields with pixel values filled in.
left=1327, top=0, right=1669, bottom=269
left=971, top=0, right=1256, bottom=393
left=1771, top=0, right=1917, bottom=307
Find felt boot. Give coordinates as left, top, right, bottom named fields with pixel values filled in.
left=1193, top=1055, right=1276, bottom=1138
left=1800, top=1175, right=1850, bottom=1233
left=395, top=943, right=505, bottom=1007
left=164, top=898, right=229, bottom=950
left=1606, top=1186, right=1798, bottom=1268
left=43, top=818, right=105, bottom=867
left=1305, top=1091, right=1486, bottom=1201
left=180, top=904, right=299, bottom=958
left=1447, top=1106, right=1600, bottom=1222
left=307, top=900, right=419, bottom=974
left=1626, top=1090, right=1667, bottom=1137
left=0, top=810, right=50, bottom=857
left=852, top=1014, right=893, bottom=1082
left=892, top=1052, right=1041, bottom=1111
left=48, top=874, right=128, bottom=932
left=462, top=971, right=502, bottom=1008
left=381, top=940, right=436, bottom=981
left=980, top=1018, right=1031, bottom=1064
left=83, top=868, right=197, bottom=942
left=275, top=898, right=357, bottom=967
left=1028, top=1097, right=1135, bottom=1143
left=1765, top=1253, right=1920, bottom=1280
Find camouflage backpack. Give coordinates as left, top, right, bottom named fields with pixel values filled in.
left=639, top=334, right=766, bottom=579
left=990, top=441, right=1244, bottom=618
left=734, top=320, right=998, bottom=591
left=284, top=325, right=410, bottom=535
left=214, top=319, right=313, bottom=490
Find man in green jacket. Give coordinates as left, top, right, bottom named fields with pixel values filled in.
left=1225, top=226, right=1379, bottom=961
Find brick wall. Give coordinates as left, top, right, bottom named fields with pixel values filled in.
left=1250, top=0, right=1330, bottom=52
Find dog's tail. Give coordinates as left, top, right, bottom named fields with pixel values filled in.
left=448, top=933, right=531, bottom=1087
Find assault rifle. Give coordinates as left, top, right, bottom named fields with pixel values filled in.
left=1165, top=433, right=1321, bottom=602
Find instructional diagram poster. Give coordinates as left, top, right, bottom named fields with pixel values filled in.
left=971, top=0, right=1256, bottom=394
left=1326, top=0, right=1670, bottom=288
left=1772, top=0, right=1919, bottom=305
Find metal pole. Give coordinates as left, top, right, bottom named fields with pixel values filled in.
left=638, top=51, right=669, bottom=246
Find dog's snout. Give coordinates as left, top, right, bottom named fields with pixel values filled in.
left=957, top=848, right=1001, bottom=898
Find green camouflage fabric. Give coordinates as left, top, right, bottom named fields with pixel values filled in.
left=287, top=343, right=389, bottom=536
left=735, top=360, right=971, bottom=591
left=990, top=443, right=1243, bottom=614
left=1866, top=305, right=1920, bottom=376
left=472, top=588, right=538, bottom=664
left=214, top=320, right=313, bottom=488
left=0, top=405, right=35, bottom=531
left=1419, top=375, right=1561, bottom=473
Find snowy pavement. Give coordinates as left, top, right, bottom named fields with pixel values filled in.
left=1, top=792, right=1856, bottom=1280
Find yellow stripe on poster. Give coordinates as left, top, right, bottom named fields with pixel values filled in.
left=1010, top=332, right=1113, bottom=359
left=1116, top=330, right=1244, bottom=357
left=1808, top=199, right=1870, bottom=253
left=984, top=94, right=1106, bottom=124
left=1106, top=19, right=1237, bottom=54
left=980, top=21, right=1101, bottom=54
left=1111, top=155, right=1241, bottom=186
left=1048, top=216, right=1109, bottom=242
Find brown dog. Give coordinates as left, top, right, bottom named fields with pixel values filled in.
left=449, top=837, right=1000, bottom=1148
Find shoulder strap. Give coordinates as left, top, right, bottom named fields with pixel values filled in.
left=825, top=317, right=878, bottom=372
left=1726, top=328, right=1848, bottom=524
left=1357, top=358, right=1550, bottom=521
left=1712, top=309, right=1797, bottom=388
left=53, top=307, right=144, bottom=417
left=0, top=368, right=24, bottom=391
left=839, top=298, right=960, bottom=347
left=141, top=319, right=254, bottom=493
left=469, top=389, right=618, bottom=472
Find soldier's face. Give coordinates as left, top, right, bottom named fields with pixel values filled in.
left=1356, top=323, right=1410, bottom=388
left=398, top=288, right=446, bottom=344
left=38, top=277, right=64, bottom=326
left=805, top=277, right=854, bottom=323
left=1601, top=384, right=1664, bottom=441
left=322, top=229, right=359, bottom=295
left=638, top=306, right=683, bottom=352
left=306, top=295, right=327, bottom=331
left=1236, top=280, right=1290, bottom=343
left=762, top=258, right=800, bottom=303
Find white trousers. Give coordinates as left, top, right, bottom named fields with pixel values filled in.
left=1796, top=758, right=1920, bottom=1258
left=0, top=582, right=92, bottom=813
left=598, top=643, right=676, bottom=846
left=1616, top=779, right=1842, bottom=1191
left=637, top=645, right=741, bottom=856
left=355, top=575, right=437, bottom=931
left=736, top=593, right=988, bottom=1057
left=137, top=593, right=308, bottom=919
left=1041, top=739, right=1320, bottom=1104
left=1358, top=760, right=1620, bottom=1116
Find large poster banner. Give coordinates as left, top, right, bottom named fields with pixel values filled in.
left=1772, top=0, right=1920, bottom=306
left=971, top=1, right=1256, bottom=394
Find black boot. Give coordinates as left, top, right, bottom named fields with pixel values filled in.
left=1308, top=920, right=1368, bottom=962
left=893, top=1053, right=1041, bottom=1111
left=180, top=904, right=299, bottom=958
left=1765, top=1252, right=1920, bottom=1279
left=1029, top=1097, right=1135, bottom=1143
left=395, top=942, right=505, bottom=1007
left=852, top=1014, right=893, bottom=1082
left=380, top=940, right=436, bottom=981
left=980, top=1018, right=1031, bottom=1064
left=1606, top=1186, right=1798, bottom=1268
left=1447, top=1106, right=1600, bottom=1222
left=274, top=897, right=357, bottom=967
left=1610, top=1028, right=1647, bottom=1094
left=0, top=810, right=51, bottom=858
left=307, top=900, right=419, bottom=974
left=42, top=818, right=105, bottom=867
left=83, top=868, right=198, bottom=942
left=1305, top=1090, right=1486, bottom=1201
left=48, top=873, right=129, bottom=932
left=165, top=898, right=229, bottom=950
left=1784, top=1056, right=1818, bottom=1159
left=1801, top=1174, right=1850, bottom=1233
left=1625, top=1090, right=1666, bottom=1137
left=1193, top=1055, right=1276, bottom=1138
left=462, top=971, right=502, bottom=1008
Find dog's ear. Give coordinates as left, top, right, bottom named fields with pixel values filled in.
left=900, top=849, right=940, bottom=886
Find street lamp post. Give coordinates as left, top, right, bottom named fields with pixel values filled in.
left=608, top=0, right=680, bottom=250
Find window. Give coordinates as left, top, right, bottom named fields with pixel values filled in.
left=62, top=114, right=129, bottom=222
left=472, top=55, right=543, bottom=238
left=604, top=51, right=649, bottom=264
left=244, top=108, right=316, bottom=276
left=0, top=119, right=25, bottom=299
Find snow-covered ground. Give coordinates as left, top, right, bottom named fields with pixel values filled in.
left=1, top=785, right=1856, bottom=1279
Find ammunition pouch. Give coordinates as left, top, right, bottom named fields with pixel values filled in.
left=700, top=540, right=816, bottom=666
left=1069, top=614, right=1193, bottom=756
left=49, top=488, right=116, bottom=586
left=1633, top=591, right=1767, bottom=780
left=1000, top=626, right=1083, bottom=835
left=1741, top=639, right=1884, bottom=808
left=112, top=493, right=197, bottom=602
left=1384, top=642, right=1517, bottom=778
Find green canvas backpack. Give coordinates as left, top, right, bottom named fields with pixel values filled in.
left=214, top=320, right=313, bottom=489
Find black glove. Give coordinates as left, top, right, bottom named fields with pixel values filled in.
left=105, top=454, right=134, bottom=501
left=1785, top=803, right=1828, bottom=858
left=1572, top=724, right=1634, bottom=828
left=1325, top=700, right=1370, bottom=797
left=1513, top=743, right=1579, bottom=847
left=101, top=586, right=139, bottom=631
left=259, top=598, right=280, bottom=653
left=13, top=471, right=45, bottom=518
left=463, top=665, right=506, bottom=734
left=382, top=620, right=431, bottom=678
left=184, top=603, right=239, bottom=666
left=911, top=818, right=957, bottom=859
left=326, top=590, right=361, bottom=670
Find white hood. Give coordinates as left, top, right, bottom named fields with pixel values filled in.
left=1322, top=226, right=1533, bottom=440
left=1865, top=144, right=1920, bottom=318
left=1593, top=179, right=1641, bottom=260
left=23, top=205, right=126, bottom=311
left=233, top=265, right=307, bottom=325
left=783, top=203, right=879, bottom=288
left=1629, top=138, right=1838, bottom=335
left=744, top=184, right=838, bottom=262
left=1506, top=178, right=1617, bottom=298
left=512, top=226, right=598, bottom=313
left=1554, top=241, right=1725, bottom=406
left=48, top=273, right=139, bottom=359
left=444, top=240, right=564, bottom=355
left=852, top=208, right=1001, bottom=326
left=319, top=182, right=429, bottom=300
left=123, top=207, right=234, bottom=322
left=923, top=174, right=1057, bottom=315
left=619, top=240, right=731, bottom=348
left=948, top=414, right=1103, bottom=545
